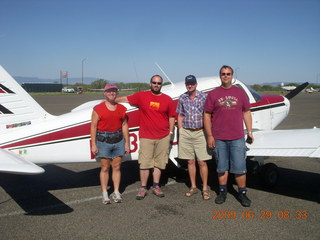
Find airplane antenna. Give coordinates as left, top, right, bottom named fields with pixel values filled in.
left=155, top=62, right=175, bottom=88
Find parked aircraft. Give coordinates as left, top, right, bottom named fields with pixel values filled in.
left=280, top=82, right=297, bottom=91
left=305, top=87, right=320, bottom=93
left=1, top=66, right=319, bottom=187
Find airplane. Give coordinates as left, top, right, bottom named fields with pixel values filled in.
left=305, top=87, right=319, bottom=93
left=280, top=82, right=297, bottom=91
left=1, top=65, right=320, bottom=188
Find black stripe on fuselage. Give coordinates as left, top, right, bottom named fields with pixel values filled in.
left=0, top=84, right=15, bottom=93
left=0, top=104, right=13, bottom=114
left=250, top=102, right=286, bottom=112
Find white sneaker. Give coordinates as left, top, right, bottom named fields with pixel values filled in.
left=111, top=191, right=122, bottom=203
left=102, top=192, right=111, bottom=204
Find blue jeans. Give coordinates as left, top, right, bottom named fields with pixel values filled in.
left=213, top=138, right=247, bottom=174
left=95, top=131, right=125, bottom=160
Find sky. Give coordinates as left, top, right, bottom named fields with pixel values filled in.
left=0, top=0, right=319, bottom=85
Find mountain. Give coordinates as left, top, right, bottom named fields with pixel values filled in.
left=14, top=76, right=101, bottom=85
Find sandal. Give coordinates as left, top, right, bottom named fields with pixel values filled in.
left=185, top=187, right=198, bottom=197
left=202, top=190, right=211, bottom=200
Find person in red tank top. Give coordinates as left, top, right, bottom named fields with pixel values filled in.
left=91, top=84, right=129, bottom=204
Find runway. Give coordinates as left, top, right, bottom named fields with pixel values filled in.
left=0, top=92, right=319, bottom=239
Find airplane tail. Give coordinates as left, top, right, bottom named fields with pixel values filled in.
left=0, top=65, right=52, bottom=134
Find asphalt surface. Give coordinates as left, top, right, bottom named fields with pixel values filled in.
left=0, top=92, right=319, bottom=240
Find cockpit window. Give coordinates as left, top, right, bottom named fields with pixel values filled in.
left=234, top=84, right=262, bottom=102
left=247, top=86, right=262, bottom=102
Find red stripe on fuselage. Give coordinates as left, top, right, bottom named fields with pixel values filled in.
left=2, top=97, right=179, bottom=149
left=2, top=123, right=91, bottom=149
left=250, top=95, right=285, bottom=108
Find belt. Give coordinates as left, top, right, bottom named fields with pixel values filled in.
left=184, top=128, right=203, bottom=131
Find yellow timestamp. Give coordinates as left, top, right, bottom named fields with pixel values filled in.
left=212, top=210, right=308, bottom=220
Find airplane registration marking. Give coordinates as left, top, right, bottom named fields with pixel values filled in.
left=129, top=132, right=138, bottom=153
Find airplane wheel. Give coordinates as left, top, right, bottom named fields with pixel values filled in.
left=260, top=163, right=279, bottom=188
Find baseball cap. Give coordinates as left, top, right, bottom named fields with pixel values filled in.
left=104, top=84, right=118, bottom=91
left=185, top=75, right=197, bottom=84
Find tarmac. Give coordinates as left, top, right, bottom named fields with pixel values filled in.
left=0, top=92, right=319, bottom=239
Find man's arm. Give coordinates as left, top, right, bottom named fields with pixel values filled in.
left=169, top=116, right=175, bottom=134
left=115, top=96, right=129, bottom=103
left=243, top=110, right=254, bottom=143
left=204, top=111, right=215, bottom=148
left=177, top=114, right=184, bottom=129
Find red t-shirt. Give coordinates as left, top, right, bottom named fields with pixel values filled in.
left=204, top=86, right=250, bottom=140
left=127, top=90, right=176, bottom=139
left=93, top=102, right=127, bottom=132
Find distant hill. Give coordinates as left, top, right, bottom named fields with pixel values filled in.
left=259, top=81, right=316, bottom=86
left=14, top=76, right=102, bottom=85
left=13, top=76, right=317, bottom=86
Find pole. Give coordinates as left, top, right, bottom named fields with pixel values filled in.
left=82, top=58, right=87, bottom=85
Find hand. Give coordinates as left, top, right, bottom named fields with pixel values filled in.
left=207, top=135, right=215, bottom=148
left=91, top=145, right=98, bottom=154
left=246, top=132, right=254, bottom=144
left=125, top=143, right=130, bottom=155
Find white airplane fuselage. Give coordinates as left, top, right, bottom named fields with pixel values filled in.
left=0, top=76, right=290, bottom=167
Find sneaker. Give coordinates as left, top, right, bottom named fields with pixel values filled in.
left=102, top=192, right=111, bottom=205
left=215, top=191, right=227, bottom=204
left=111, top=191, right=122, bottom=203
left=237, top=193, right=251, bottom=207
left=151, top=186, right=165, bottom=198
left=136, top=187, right=148, bottom=200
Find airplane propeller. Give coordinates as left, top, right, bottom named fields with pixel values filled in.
left=285, top=82, right=309, bottom=100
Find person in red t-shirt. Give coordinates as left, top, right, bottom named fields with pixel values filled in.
left=204, top=65, right=254, bottom=207
left=91, top=84, right=129, bottom=204
left=116, top=75, right=176, bottom=200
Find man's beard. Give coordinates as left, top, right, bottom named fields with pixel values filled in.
left=151, top=88, right=161, bottom=94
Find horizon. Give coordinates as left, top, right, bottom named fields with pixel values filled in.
left=13, top=74, right=318, bottom=86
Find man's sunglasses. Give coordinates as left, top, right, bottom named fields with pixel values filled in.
left=151, top=81, right=162, bottom=85
left=220, top=73, right=232, bottom=76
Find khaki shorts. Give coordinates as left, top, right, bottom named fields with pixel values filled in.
left=138, top=135, right=170, bottom=170
left=178, top=128, right=212, bottom=161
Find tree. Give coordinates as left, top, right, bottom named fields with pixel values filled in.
left=90, top=79, right=108, bottom=89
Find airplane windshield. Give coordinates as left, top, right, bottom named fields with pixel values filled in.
left=247, top=85, right=262, bottom=102
left=235, top=84, right=262, bottom=102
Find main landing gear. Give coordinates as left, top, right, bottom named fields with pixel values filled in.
left=247, top=157, right=279, bottom=188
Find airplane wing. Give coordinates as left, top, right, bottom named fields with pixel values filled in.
left=247, top=128, right=320, bottom=158
left=0, top=149, right=45, bottom=174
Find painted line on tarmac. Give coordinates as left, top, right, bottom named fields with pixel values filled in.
left=0, top=180, right=177, bottom=218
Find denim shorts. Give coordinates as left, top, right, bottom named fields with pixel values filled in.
left=95, top=131, right=125, bottom=160
left=213, top=138, right=247, bottom=174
